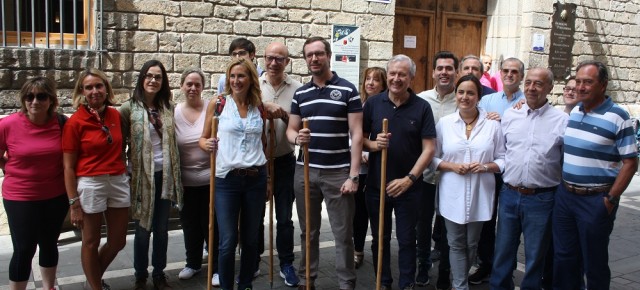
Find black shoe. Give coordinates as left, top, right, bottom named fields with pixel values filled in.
left=134, top=278, right=147, bottom=290
left=152, top=275, right=172, bottom=290
left=468, top=266, right=491, bottom=285
left=436, top=269, right=451, bottom=290
left=415, top=266, right=430, bottom=286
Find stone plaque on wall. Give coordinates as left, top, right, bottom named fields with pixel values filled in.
left=549, top=3, right=577, bottom=80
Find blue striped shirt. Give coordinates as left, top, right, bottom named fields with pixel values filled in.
left=291, top=72, right=362, bottom=168
left=563, top=96, right=637, bottom=186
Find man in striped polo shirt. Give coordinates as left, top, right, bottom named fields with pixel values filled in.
left=554, top=60, right=638, bottom=289
left=286, top=36, right=363, bottom=290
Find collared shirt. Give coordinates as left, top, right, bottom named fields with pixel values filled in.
left=291, top=71, right=362, bottom=169
left=418, top=87, right=457, bottom=184
left=563, top=96, right=637, bottom=186
left=260, top=73, right=302, bottom=157
left=478, top=90, right=525, bottom=116
left=433, top=109, right=505, bottom=224
left=502, top=102, right=568, bottom=188
left=363, top=89, right=436, bottom=193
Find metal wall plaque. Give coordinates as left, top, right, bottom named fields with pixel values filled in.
left=549, top=3, right=577, bottom=80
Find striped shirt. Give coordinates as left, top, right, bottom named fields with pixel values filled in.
left=291, top=72, right=362, bottom=168
left=563, top=96, right=637, bottom=186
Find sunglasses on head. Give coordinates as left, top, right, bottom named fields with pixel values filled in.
left=25, top=93, right=50, bottom=102
left=101, top=125, right=113, bottom=144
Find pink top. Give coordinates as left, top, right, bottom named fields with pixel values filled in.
left=0, top=113, right=66, bottom=201
left=481, top=72, right=498, bottom=91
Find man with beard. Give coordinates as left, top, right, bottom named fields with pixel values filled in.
left=286, top=36, right=363, bottom=290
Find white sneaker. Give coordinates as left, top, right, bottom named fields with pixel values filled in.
left=203, top=248, right=209, bottom=260
left=211, top=273, right=220, bottom=287
left=178, top=267, right=201, bottom=280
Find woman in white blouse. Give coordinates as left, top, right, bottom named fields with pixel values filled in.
left=432, top=74, right=505, bottom=290
left=199, top=58, right=267, bottom=290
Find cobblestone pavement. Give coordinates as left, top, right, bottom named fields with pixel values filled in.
left=2, top=175, right=640, bottom=289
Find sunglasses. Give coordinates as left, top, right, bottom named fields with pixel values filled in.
left=25, top=93, right=51, bottom=102
left=101, top=125, right=113, bottom=144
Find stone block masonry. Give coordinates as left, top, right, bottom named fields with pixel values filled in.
left=0, top=0, right=396, bottom=114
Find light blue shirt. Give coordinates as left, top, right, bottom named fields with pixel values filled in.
left=478, top=90, right=525, bottom=116
left=501, top=102, right=568, bottom=188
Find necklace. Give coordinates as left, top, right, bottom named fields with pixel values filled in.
left=461, top=110, right=479, bottom=131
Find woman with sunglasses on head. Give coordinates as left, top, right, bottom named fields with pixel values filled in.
left=120, top=60, right=183, bottom=290
left=0, top=77, right=68, bottom=290
left=199, top=58, right=267, bottom=290
left=62, top=69, right=130, bottom=290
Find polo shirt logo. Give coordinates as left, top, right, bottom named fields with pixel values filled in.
left=330, top=89, right=342, bottom=100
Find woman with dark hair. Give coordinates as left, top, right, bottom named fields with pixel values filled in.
left=0, top=77, right=68, bottom=290
left=432, top=74, right=505, bottom=290
left=63, top=68, right=130, bottom=290
left=199, top=58, right=267, bottom=290
left=174, top=68, right=220, bottom=283
left=353, top=66, right=387, bottom=268
left=120, top=60, right=183, bottom=290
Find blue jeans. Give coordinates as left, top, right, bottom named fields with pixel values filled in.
left=416, top=182, right=436, bottom=273
left=134, top=171, right=172, bottom=279
left=552, top=182, right=617, bottom=290
left=366, top=185, right=420, bottom=289
left=215, top=167, right=267, bottom=290
left=491, top=185, right=555, bottom=290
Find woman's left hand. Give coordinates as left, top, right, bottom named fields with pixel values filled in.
left=469, top=162, right=488, bottom=173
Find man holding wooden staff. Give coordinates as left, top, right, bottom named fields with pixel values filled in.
left=362, top=54, right=436, bottom=290
left=286, top=36, right=363, bottom=290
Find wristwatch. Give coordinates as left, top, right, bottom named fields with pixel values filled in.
left=406, top=173, right=417, bottom=183
left=348, top=175, right=359, bottom=183
left=69, top=196, right=80, bottom=206
left=606, top=194, right=620, bottom=206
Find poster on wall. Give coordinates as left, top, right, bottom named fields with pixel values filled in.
left=331, top=25, right=361, bottom=87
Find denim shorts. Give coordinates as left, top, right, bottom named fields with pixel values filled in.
left=77, top=173, right=130, bottom=213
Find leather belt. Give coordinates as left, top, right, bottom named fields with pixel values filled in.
left=505, top=183, right=557, bottom=195
left=229, top=166, right=262, bottom=177
left=563, top=181, right=612, bottom=195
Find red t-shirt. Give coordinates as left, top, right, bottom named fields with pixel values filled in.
left=62, top=106, right=126, bottom=176
left=0, top=113, right=66, bottom=201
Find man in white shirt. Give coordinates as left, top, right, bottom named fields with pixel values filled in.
left=490, top=68, right=568, bottom=290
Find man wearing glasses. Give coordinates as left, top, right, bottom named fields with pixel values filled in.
left=217, top=37, right=264, bottom=94
left=258, top=42, right=303, bottom=287
left=287, top=36, right=363, bottom=290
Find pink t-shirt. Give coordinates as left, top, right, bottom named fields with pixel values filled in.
left=0, top=113, right=66, bottom=201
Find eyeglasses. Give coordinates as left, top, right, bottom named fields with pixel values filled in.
left=231, top=50, right=249, bottom=57
left=265, top=56, right=287, bottom=64
left=145, top=73, right=163, bottom=82
left=25, top=93, right=50, bottom=102
left=563, top=86, right=576, bottom=93
left=305, top=51, right=326, bottom=60
left=101, top=125, right=113, bottom=144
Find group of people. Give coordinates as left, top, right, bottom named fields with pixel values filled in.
left=0, top=34, right=636, bottom=290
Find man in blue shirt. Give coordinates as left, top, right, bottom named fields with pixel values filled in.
left=554, top=60, right=638, bottom=289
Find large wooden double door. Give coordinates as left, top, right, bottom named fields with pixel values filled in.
left=393, top=0, right=488, bottom=92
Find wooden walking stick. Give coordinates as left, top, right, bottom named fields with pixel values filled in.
left=207, top=116, right=219, bottom=290
left=268, top=119, right=276, bottom=289
left=376, top=118, right=389, bottom=290
left=302, top=118, right=311, bottom=288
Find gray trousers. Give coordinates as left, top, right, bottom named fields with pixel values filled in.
left=444, top=218, right=484, bottom=290
left=294, top=165, right=356, bottom=290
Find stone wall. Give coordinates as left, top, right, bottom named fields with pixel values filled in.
left=0, top=0, right=396, bottom=114
left=485, top=0, right=640, bottom=114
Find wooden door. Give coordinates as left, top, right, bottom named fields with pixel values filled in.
left=393, top=8, right=435, bottom=93
left=393, top=0, right=487, bottom=91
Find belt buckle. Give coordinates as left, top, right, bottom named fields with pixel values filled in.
left=236, top=168, right=248, bottom=176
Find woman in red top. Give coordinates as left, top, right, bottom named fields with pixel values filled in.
left=0, top=77, right=68, bottom=290
left=62, top=68, right=130, bottom=290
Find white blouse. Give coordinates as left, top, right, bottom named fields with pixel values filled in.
left=433, top=109, right=505, bottom=224
left=215, top=96, right=266, bottom=178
